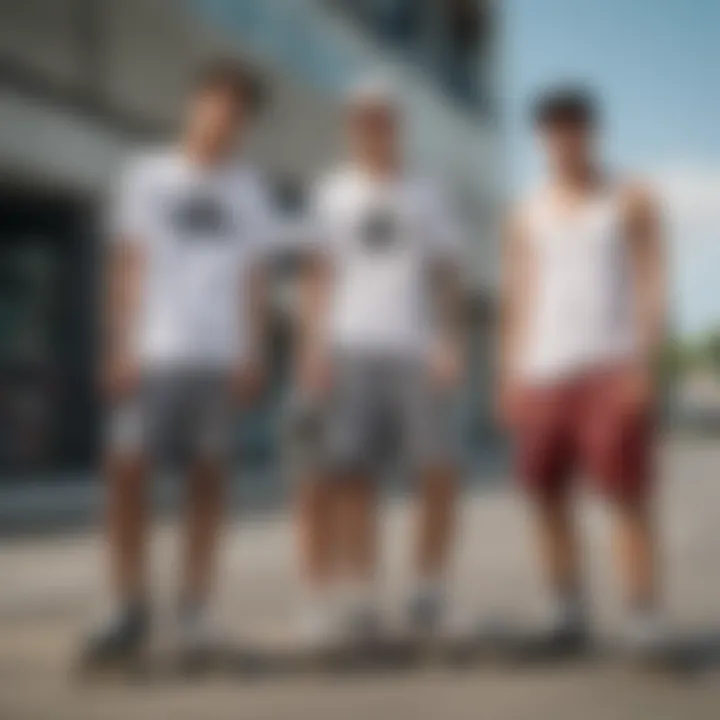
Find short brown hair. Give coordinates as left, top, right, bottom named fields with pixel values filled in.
left=532, top=86, right=598, bottom=129
left=192, top=57, right=266, bottom=115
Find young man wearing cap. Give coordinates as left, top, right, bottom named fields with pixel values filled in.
left=501, top=87, right=667, bottom=657
left=295, top=77, right=466, bottom=644
left=85, top=60, right=273, bottom=665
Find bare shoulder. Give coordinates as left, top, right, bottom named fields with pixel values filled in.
left=506, top=187, right=547, bottom=239
left=617, top=178, right=659, bottom=222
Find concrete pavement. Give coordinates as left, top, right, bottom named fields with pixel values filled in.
left=0, top=436, right=719, bottom=719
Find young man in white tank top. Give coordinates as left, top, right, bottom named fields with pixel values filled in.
left=501, top=88, right=667, bottom=658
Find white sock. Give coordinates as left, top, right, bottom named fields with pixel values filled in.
left=549, top=590, right=586, bottom=630
left=301, top=584, right=334, bottom=614
left=413, top=577, right=444, bottom=604
left=339, top=579, right=377, bottom=613
left=625, top=606, right=666, bottom=646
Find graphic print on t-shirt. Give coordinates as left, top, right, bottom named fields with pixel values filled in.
left=169, top=193, right=234, bottom=242
left=360, top=208, right=398, bottom=251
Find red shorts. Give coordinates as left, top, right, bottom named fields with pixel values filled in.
left=514, top=368, right=655, bottom=503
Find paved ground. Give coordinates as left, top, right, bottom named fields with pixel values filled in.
left=1, top=436, right=719, bottom=719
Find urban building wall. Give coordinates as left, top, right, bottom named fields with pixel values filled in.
left=0, top=0, right=500, bottom=477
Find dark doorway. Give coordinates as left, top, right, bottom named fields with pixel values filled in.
left=0, top=184, right=98, bottom=479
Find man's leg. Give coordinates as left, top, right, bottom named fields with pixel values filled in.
left=339, top=475, right=378, bottom=582
left=85, top=397, right=153, bottom=663
left=285, top=389, right=346, bottom=640
left=322, top=356, right=383, bottom=638
left=405, top=371, right=460, bottom=631
left=526, top=484, right=590, bottom=652
left=518, top=385, right=588, bottom=650
left=297, top=478, right=337, bottom=590
left=410, top=464, right=457, bottom=631
left=612, top=497, right=657, bottom=610
left=335, top=473, right=380, bottom=636
left=416, top=465, right=457, bottom=581
left=182, top=456, right=226, bottom=612
left=610, top=497, right=666, bottom=656
left=295, top=476, right=348, bottom=643
left=532, top=490, right=584, bottom=612
left=588, top=390, right=663, bottom=654
left=178, top=375, right=233, bottom=648
left=106, top=452, right=151, bottom=606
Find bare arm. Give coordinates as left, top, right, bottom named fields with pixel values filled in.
left=426, top=184, right=468, bottom=387
left=430, top=260, right=465, bottom=349
left=245, top=262, right=268, bottom=367
left=103, top=239, right=143, bottom=396
left=427, top=257, right=467, bottom=390
left=624, top=184, right=667, bottom=366
left=296, top=255, right=331, bottom=360
left=231, top=259, right=270, bottom=403
left=499, top=209, right=531, bottom=391
left=291, top=251, right=334, bottom=397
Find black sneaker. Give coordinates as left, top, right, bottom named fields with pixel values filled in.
left=408, top=591, right=443, bottom=636
left=345, top=603, right=383, bottom=646
left=81, top=603, right=150, bottom=670
left=515, top=620, right=591, bottom=663
left=621, top=613, right=677, bottom=669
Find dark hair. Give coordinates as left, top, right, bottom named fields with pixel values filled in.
left=192, top=57, right=266, bottom=115
left=532, top=86, right=598, bottom=128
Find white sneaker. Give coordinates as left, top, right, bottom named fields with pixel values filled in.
left=342, top=599, right=383, bottom=644
left=407, top=586, right=444, bottom=635
left=298, top=601, right=343, bottom=650
left=178, top=605, right=220, bottom=657
left=622, top=610, right=670, bottom=659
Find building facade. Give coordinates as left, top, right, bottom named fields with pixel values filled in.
left=0, top=0, right=499, bottom=479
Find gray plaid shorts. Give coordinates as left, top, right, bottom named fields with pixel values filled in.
left=107, top=369, right=235, bottom=462
left=284, top=353, right=458, bottom=478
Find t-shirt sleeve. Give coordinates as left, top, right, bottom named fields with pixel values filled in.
left=108, top=159, right=151, bottom=246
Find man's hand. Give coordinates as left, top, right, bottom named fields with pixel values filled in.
left=101, top=355, right=140, bottom=403
left=614, top=364, right=654, bottom=418
left=429, top=340, right=464, bottom=391
left=297, top=346, right=332, bottom=398
left=230, top=361, right=265, bottom=405
left=497, top=379, right=524, bottom=430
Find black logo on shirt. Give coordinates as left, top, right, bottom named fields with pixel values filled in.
left=361, top=209, right=398, bottom=251
left=170, top=194, right=233, bottom=241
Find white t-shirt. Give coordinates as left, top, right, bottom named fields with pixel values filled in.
left=110, top=148, right=276, bottom=368
left=311, top=166, right=463, bottom=357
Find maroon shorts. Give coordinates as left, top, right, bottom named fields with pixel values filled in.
left=514, top=368, right=655, bottom=502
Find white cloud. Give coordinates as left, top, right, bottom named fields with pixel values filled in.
left=651, top=168, right=720, bottom=225
left=649, top=168, right=720, bottom=336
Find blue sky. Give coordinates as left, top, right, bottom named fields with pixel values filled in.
left=504, top=0, right=720, bottom=337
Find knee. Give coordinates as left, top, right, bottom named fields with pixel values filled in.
left=531, top=490, right=572, bottom=523
left=105, top=450, right=146, bottom=478
left=339, top=474, right=376, bottom=504
left=297, top=476, right=333, bottom=510
left=608, top=490, right=652, bottom=520
left=104, top=453, right=148, bottom=501
left=188, top=459, right=226, bottom=498
left=421, top=468, right=457, bottom=502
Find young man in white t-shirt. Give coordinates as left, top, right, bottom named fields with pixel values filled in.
left=85, top=60, right=274, bottom=666
left=294, top=78, right=466, bottom=642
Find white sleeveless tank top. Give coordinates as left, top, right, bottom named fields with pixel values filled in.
left=519, top=187, right=639, bottom=382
